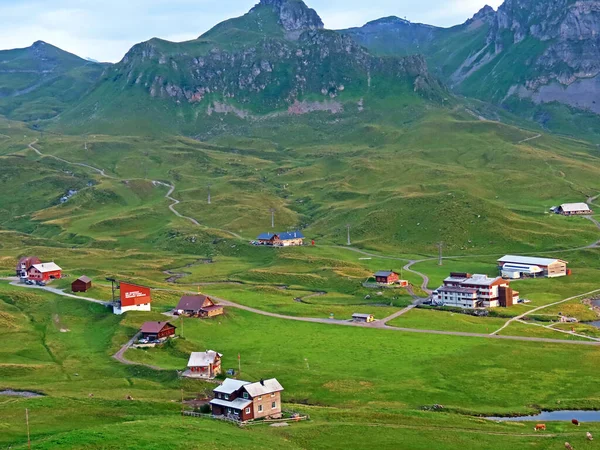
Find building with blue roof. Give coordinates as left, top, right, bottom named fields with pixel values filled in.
left=255, top=231, right=305, bottom=246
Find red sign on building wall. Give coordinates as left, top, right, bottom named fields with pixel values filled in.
left=120, top=282, right=152, bottom=307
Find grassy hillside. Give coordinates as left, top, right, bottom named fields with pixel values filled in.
left=0, top=41, right=105, bottom=122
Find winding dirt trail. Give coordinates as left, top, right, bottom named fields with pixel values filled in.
left=517, top=133, right=542, bottom=144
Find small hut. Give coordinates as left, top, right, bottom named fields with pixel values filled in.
left=72, top=276, right=92, bottom=293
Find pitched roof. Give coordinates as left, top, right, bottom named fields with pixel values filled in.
left=257, top=233, right=276, bottom=240
left=243, top=378, right=284, bottom=397
left=176, top=295, right=213, bottom=311
left=279, top=231, right=304, bottom=240
left=187, top=351, right=222, bottom=367
left=140, top=321, right=175, bottom=334
left=352, top=313, right=373, bottom=318
left=375, top=271, right=397, bottom=277
left=498, top=255, right=566, bottom=266
left=76, top=275, right=92, bottom=283
left=560, top=202, right=591, bottom=212
left=30, top=262, right=62, bottom=273
left=210, top=397, right=252, bottom=410
left=214, top=378, right=251, bottom=395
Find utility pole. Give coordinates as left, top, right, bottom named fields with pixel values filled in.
left=84, top=141, right=87, bottom=150
left=25, top=408, right=31, bottom=450
left=346, top=224, right=351, bottom=246
left=270, top=208, right=276, bottom=229
left=437, top=242, right=444, bottom=266
left=207, top=184, right=211, bottom=205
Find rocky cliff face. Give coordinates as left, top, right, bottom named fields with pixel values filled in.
left=108, top=0, right=444, bottom=115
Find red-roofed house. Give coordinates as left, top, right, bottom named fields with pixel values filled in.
left=175, top=295, right=224, bottom=318
left=140, top=321, right=177, bottom=341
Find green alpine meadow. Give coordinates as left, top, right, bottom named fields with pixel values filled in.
left=2, top=0, right=600, bottom=448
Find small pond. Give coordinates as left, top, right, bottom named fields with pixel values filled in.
left=0, top=390, right=43, bottom=398
left=487, top=410, right=600, bottom=422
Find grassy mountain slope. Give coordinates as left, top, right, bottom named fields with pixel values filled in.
left=0, top=41, right=105, bottom=122
left=52, top=0, right=445, bottom=135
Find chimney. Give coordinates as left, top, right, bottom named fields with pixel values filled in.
left=260, top=378, right=265, bottom=386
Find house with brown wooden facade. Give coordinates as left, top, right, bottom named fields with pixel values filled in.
left=139, top=321, right=177, bottom=341
left=175, top=295, right=224, bottom=318
left=183, top=351, right=222, bottom=379
left=210, top=378, right=284, bottom=422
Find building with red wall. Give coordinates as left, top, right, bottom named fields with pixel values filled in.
left=27, top=262, right=62, bottom=282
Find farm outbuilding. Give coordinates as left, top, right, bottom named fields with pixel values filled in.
left=72, top=276, right=92, bottom=293
left=554, top=203, right=593, bottom=216
left=498, top=255, right=568, bottom=278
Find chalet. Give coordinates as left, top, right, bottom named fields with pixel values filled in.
left=139, top=321, right=177, bottom=341
left=113, top=282, right=152, bottom=315
left=375, top=271, right=400, bottom=285
left=175, top=295, right=224, bottom=318
left=27, top=262, right=62, bottom=282
left=256, top=231, right=304, bottom=247
left=72, top=276, right=92, bottom=293
left=554, top=203, right=593, bottom=216
left=498, top=255, right=568, bottom=278
left=16, top=256, right=41, bottom=278
left=210, top=378, right=284, bottom=422
left=183, top=351, right=222, bottom=379
left=434, top=273, right=519, bottom=308
left=352, top=313, right=375, bottom=323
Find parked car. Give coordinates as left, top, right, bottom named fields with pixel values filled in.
left=25, top=280, right=34, bottom=286
left=138, top=338, right=149, bottom=344
left=36, top=281, right=46, bottom=287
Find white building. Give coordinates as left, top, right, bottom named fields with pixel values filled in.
left=434, top=273, right=519, bottom=309
left=555, top=203, right=593, bottom=216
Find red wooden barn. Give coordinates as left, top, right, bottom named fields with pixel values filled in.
left=72, top=276, right=92, bottom=293
left=27, top=262, right=62, bottom=282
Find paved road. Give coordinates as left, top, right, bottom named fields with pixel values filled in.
left=9, top=281, right=112, bottom=306
left=111, top=331, right=165, bottom=370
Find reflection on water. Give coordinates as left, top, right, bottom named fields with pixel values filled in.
left=487, top=410, right=600, bottom=422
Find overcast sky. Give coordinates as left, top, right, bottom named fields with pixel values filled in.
left=0, top=0, right=503, bottom=62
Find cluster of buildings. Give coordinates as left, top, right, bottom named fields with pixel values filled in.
left=16, top=257, right=62, bottom=283
left=254, top=231, right=305, bottom=247
left=433, top=255, right=570, bottom=309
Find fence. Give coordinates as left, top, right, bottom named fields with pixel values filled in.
left=182, top=411, right=310, bottom=427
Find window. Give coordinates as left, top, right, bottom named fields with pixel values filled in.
left=258, top=396, right=262, bottom=401
left=272, top=402, right=277, bottom=409
left=271, top=393, right=275, bottom=397
left=224, top=394, right=229, bottom=400
left=243, top=392, right=249, bottom=399
left=245, top=407, right=250, bottom=414
left=258, top=405, right=263, bottom=413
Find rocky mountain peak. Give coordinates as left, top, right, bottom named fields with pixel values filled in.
left=253, top=0, right=323, bottom=37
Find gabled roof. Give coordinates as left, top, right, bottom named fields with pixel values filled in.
left=560, top=202, right=591, bottom=212
left=214, top=378, right=251, bottom=395
left=279, top=231, right=304, bottom=240
left=375, top=271, right=397, bottom=277
left=243, top=378, right=284, bottom=397
left=176, top=295, right=213, bottom=311
left=140, top=321, right=175, bottom=334
left=352, top=313, right=373, bottom=318
left=30, top=262, right=62, bottom=273
left=498, top=255, right=567, bottom=266
left=188, top=350, right=222, bottom=367
left=75, top=275, right=92, bottom=283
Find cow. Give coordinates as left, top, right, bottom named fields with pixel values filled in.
left=534, top=424, right=546, bottom=431
left=587, top=432, right=593, bottom=441
left=565, top=443, right=574, bottom=450
left=572, top=419, right=580, bottom=426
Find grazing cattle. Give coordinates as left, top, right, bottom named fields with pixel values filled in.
left=587, top=432, right=593, bottom=441
left=565, top=443, right=574, bottom=450
left=571, top=419, right=580, bottom=426
left=88, top=393, right=94, bottom=399
left=534, top=424, right=546, bottom=431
